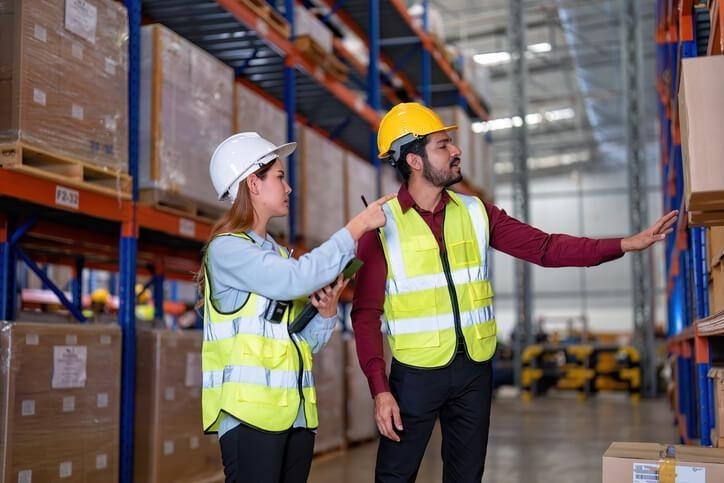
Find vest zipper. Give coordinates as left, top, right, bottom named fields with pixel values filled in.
left=439, top=213, right=465, bottom=358
left=289, top=333, right=307, bottom=423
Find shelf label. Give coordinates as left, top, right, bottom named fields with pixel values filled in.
left=55, top=185, right=80, bottom=209
left=65, top=0, right=97, bottom=44
left=179, top=218, right=196, bottom=238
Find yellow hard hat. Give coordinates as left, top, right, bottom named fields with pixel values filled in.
left=91, top=288, right=110, bottom=304
left=377, top=102, right=457, bottom=159
left=135, top=283, right=151, bottom=304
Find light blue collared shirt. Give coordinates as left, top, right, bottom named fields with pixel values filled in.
left=206, top=227, right=356, bottom=437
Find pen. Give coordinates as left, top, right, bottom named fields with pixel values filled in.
left=361, top=195, right=368, bottom=207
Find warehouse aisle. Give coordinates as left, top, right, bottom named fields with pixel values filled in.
left=308, top=391, right=678, bottom=483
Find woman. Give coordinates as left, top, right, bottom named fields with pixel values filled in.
left=198, top=132, right=393, bottom=483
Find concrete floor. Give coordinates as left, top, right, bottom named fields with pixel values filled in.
left=308, top=390, right=678, bottom=483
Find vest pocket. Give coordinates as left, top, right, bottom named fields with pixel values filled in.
left=473, top=319, right=496, bottom=340
left=392, top=326, right=441, bottom=349
left=238, top=383, right=290, bottom=407
left=242, top=338, right=289, bottom=369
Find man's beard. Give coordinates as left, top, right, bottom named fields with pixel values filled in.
left=422, top=156, right=463, bottom=188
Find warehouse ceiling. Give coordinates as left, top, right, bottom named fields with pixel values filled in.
left=428, top=0, right=658, bottom=178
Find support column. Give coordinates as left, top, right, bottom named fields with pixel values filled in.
left=368, top=0, right=382, bottom=194
left=509, top=0, right=532, bottom=388
left=621, top=0, right=654, bottom=398
left=285, top=0, right=297, bottom=241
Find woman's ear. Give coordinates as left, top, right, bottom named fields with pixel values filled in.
left=247, top=175, right=259, bottom=196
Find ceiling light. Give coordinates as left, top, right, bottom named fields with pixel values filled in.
left=473, top=42, right=553, bottom=66
left=472, top=108, right=575, bottom=133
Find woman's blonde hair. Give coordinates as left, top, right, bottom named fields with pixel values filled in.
left=196, top=161, right=276, bottom=307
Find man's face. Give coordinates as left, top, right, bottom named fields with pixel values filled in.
left=421, top=131, right=463, bottom=187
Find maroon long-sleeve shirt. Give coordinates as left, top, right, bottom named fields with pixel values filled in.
left=351, top=184, right=625, bottom=397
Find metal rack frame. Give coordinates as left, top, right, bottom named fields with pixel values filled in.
left=0, top=1, right=491, bottom=480
left=657, top=0, right=722, bottom=447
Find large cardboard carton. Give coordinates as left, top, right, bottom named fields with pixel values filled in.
left=0, top=0, right=128, bottom=170
left=679, top=56, right=724, bottom=218
left=134, top=329, right=222, bottom=483
left=0, top=321, right=121, bottom=483
left=312, top=330, right=345, bottom=454
left=602, top=442, right=724, bottom=482
left=139, top=24, right=233, bottom=215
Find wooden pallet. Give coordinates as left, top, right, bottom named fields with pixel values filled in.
left=0, top=142, right=131, bottom=199
left=238, top=0, right=291, bottom=39
left=295, top=35, right=349, bottom=83
left=139, top=188, right=223, bottom=222
left=689, top=209, right=724, bottom=227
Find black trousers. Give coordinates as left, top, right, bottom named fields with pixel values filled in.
left=376, top=354, right=493, bottom=483
left=219, top=423, right=315, bottom=483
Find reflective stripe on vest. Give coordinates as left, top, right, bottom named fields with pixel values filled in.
left=201, top=233, right=318, bottom=433
left=380, top=191, right=497, bottom=367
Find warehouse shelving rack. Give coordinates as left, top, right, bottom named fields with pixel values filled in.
left=0, top=1, right=491, bottom=481
left=657, top=0, right=723, bottom=447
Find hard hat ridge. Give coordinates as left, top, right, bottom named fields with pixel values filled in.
left=209, top=132, right=296, bottom=201
left=377, top=102, right=457, bottom=162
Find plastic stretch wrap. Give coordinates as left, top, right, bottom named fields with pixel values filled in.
left=312, top=329, right=345, bottom=454
left=381, top=164, right=401, bottom=197
left=235, top=82, right=287, bottom=147
left=139, top=24, right=233, bottom=212
left=300, top=126, right=345, bottom=245
left=345, top=151, right=377, bottom=219
left=0, top=0, right=128, bottom=170
left=345, top=337, right=377, bottom=443
left=0, top=321, right=121, bottom=482
left=134, top=329, right=222, bottom=483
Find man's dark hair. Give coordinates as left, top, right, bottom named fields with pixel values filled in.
left=395, top=135, right=428, bottom=181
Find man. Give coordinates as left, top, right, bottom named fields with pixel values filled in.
left=351, top=102, right=677, bottom=483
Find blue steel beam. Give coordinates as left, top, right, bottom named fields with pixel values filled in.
left=421, top=0, right=431, bottom=105
left=72, top=258, right=84, bottom=311
left=15, top=247, right=87, bottom=322
left=121, top=0, right=141, bottom=481
left=368, top=0, right=382, bottom=196
left=285, top=0, right=297, bottom=241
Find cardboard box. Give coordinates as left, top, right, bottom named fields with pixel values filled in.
left=139, top=24, right=233, bottom=215
left=134, top=329, right=222, bottom=483
left=312, top=330, right=345, bottom=454
left=711, top=367, right=724, bottom=448
left=679, top=56, right=724, bottom=216
left=0, top=321, right=121, bottom=483
left=602, top=442, right=724, bottom=482
left=0, top=0, right=128, bottom=170
left=345, top=337, right=377, bottom=443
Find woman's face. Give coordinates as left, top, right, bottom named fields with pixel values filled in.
left=254, top=159, right=292, bottom=218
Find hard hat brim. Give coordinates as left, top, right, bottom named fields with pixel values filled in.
left=377, top=124, right=457, bottom=159
left=217, top=141, right=297, bottom=200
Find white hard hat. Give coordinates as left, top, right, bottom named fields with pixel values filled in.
left=209, top=132, right=296, bottom=201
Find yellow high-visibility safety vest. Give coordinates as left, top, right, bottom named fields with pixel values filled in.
left=201, top=233, right=318, bottom=433
left=379, top=191, right=497, bottom=368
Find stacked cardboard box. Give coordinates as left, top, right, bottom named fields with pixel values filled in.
left=709, top=367, right=724, bottom=448
left=345, top=336, right=377, bottom=443
left=139, top=24, right=233, bottom=215
left=603, top=442, right=724, bottom=482
left=0, top=0, right=128, bottom=170
left=134, top=329, right=222, bottom=483
left=679, top=56, right=724, bottom=226
left=299, top=126, right=345, bottom=246
left=235, top=82, right=287, bottom=147
left=708, top=227, right=724, bottom=314
left=313, top=330, right=345, bottom=454
left=0, top=321, right=121, bottom=482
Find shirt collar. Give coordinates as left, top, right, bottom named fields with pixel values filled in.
left=398, top=183, right=456, bottom=214
left=245, top=230, right=274, bottom=249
